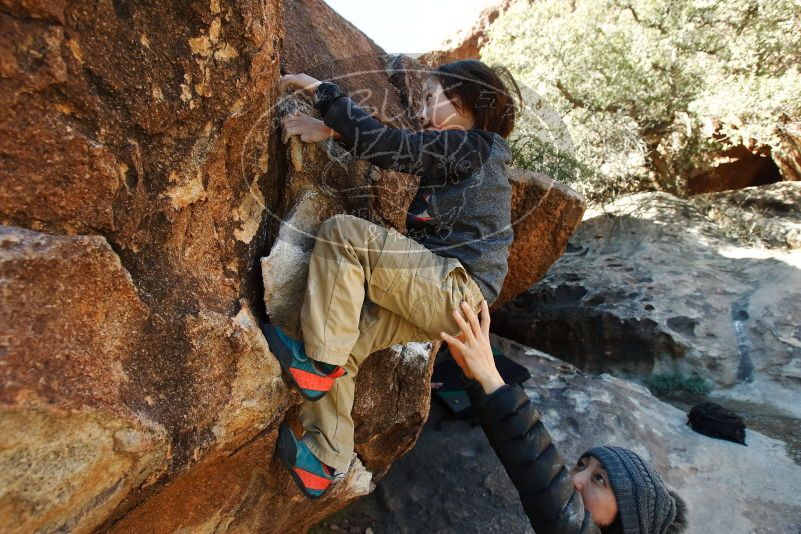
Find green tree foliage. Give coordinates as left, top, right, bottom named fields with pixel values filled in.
left=483, top=0, right=801, bottom=202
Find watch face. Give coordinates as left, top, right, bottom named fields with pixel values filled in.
left=314, top=82, right=345, bottom=115
left=316, top=82, right=332, bottom=99
left=318, top=82, right=345, bottom=104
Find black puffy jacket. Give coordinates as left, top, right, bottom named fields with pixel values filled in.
left=466, top=381, right=601, bottom=534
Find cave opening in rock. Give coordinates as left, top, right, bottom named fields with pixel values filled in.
left=687, top=147, right=783, bottom=195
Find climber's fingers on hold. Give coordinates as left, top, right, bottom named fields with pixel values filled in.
left=282, top=120, right=316, bottom=144
left=280, top=112, right=297, bottom=125
left=280, top=118, right=291, bottom=137
left=281, top=122, right=298, bottom=144
left=281, top=111, right=314, bottom=143
left=280, top=110, right=305, bottom=126
left=280, top=73, right=319, bottom=95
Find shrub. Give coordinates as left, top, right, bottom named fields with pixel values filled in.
left=645, top=373, right=711, bottom=398
left=483, top=0, right=801, bottom=203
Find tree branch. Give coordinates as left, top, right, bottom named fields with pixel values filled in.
left=555, top=80, right=622, bottom=114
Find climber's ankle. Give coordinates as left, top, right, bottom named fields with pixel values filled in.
left=313, top=361, right=345, bottom=377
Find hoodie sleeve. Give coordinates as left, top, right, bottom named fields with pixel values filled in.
left=313, top=81, right=494, bottom=184
left=465, top=381, right=601, bottom=534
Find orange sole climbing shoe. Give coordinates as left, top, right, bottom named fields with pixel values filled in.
left=262, top=323, right=346, bottom=401
left=275, top=424, right=334, bottom=499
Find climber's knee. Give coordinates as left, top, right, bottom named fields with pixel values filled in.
left=314, top=214, right=388, bottom=270
left=317, top=213, right=356, bottom=241
left=317, top=215, right=340, bottom=239
left=317, top=214, right=371, bottom=249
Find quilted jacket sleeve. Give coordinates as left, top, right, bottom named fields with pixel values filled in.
left=313, top=81, right=494, bottom=184
left=466, top=381, right=601, bottom=534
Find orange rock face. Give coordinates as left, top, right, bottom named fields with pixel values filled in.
left=0, top=0, right=584, bottom=532
left=418, top=0, right=532, bottom=67
left=497, top=169, right=586, bottom=310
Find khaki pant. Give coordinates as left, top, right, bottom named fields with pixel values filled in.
left=298, top=214, right=485, bottom=472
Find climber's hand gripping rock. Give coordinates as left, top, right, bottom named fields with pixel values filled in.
left=280, top=110, right=336, bottom=144
left=279, top=72, right=341, bottom=144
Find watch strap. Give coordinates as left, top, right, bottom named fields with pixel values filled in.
left=314, top=81, right=348, bottom=117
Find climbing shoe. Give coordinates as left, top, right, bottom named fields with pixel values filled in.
left=276, top=424, right=334, bottom=499
left=261, top=323, right=346, bottom=401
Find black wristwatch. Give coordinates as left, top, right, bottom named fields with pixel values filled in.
left=314, top=81, right=348, bottom=117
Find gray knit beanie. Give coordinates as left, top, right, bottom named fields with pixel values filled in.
left=583, top=446, right=687, bottom=534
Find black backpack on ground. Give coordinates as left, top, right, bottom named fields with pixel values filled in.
left=687, top=401, right=747, bottom=445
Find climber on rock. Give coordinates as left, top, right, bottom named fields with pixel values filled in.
left=265, top=60, right=523, bottom=498
left=440, top=300, right=689, bottom=534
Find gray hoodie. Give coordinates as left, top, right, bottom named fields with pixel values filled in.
left=315, top=81, right=513, bottom=305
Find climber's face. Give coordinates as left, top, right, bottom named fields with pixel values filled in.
left=571, top=455, right=619, bottom=527
left=416, top=76, right=475, bottom=132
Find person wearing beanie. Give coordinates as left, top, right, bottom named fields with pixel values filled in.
left=575, top=446, right=688, bottom=534
left=440, top=301, right=689, bottom=534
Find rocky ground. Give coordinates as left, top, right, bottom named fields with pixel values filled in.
left=492, top=183, right=801, bottom=420
left=692, top=182, right=801, bottom=249
left=315, top=335, right=801, bottom=534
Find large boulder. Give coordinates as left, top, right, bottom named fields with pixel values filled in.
left=493, top=184, right=801, bottom=418
left=418, top=0, right=532, bottom=67
left=0, top=1, right=584, bottom=532
left=0, top=0, right=424, bottom=530
left=692, top=181, right=801, bottom=249
left=329, top=335, right=801, bottom=534
left=499, top=168, right=585, bottom=308
left=0, top=227, right=170, bottom=533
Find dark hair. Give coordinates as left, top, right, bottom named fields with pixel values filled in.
left=431, top=59, right=523, bottom=139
